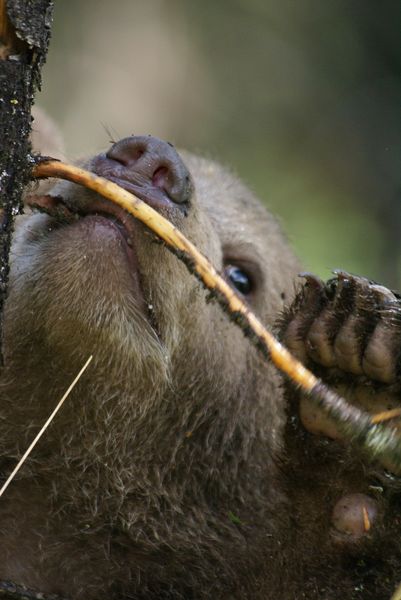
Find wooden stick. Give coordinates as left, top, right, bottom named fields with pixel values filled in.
left=32, top=160, right=401, bottom=472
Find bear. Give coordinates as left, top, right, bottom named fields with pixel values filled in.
left=0, top=125, right=400, bottom=599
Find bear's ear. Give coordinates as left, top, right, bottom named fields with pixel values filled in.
left=31, top=106, right=65, bottom=159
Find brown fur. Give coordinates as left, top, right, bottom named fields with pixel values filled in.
left=0, top=128, right=399, bottom=598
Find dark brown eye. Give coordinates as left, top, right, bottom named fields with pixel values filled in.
left=225, top=265, right=253, bottom=295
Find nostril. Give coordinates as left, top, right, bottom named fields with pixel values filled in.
left=152, top=166, right=170, bottom=191
left=128, top=147, right=145, bottom=162
left=106, top=141, right=145, bottom=167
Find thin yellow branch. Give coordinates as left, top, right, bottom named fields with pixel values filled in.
left=31, top=160, right=401, bottom=472
left=33, top=161, right=317, bottom=389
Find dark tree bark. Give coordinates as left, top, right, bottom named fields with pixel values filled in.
left=0, top=0, right=53, bottom=363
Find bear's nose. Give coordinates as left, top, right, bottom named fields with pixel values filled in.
left=106, top=135, right=192, bottom=206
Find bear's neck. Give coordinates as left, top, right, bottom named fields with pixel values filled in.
left=0, top=351, right=282, bottom=534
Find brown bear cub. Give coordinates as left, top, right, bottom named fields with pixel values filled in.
left=0, top=128, right=400, bottom=599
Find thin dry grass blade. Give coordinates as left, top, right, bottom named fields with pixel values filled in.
left=0, top=355, right=93, bottom=498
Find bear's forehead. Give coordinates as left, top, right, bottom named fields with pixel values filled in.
left=181, top=151, right=279, bottom=252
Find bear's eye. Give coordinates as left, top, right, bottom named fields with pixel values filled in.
left=225, top=265, right=253, bottom=295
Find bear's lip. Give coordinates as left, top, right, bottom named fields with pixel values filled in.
left=76, top=212, right=151, bottom=320
left=74, top=195, right=139, bottom=245
left=27, top=191, right=139, bottom=246
left=26, top=191, right=156, bottom=322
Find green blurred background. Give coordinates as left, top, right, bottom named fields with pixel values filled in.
left=37, top=0, right=400, bottom=287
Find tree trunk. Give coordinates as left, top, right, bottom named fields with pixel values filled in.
left=0, top=0, right=53, bottom=363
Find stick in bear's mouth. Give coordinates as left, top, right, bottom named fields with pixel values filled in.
left=27, top=191, right=137, bottom=247
left=27, top=193, right=78, bottom=223
left=30, top=158, right=401, bottom=474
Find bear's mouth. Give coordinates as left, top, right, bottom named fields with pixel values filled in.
left=26, top=188, right=162, bottom=332
left=27, top=154, right=185, bottom=242
left=27, top=191, right=141, bottom=272
left=27, top=190, right=136, bottom=239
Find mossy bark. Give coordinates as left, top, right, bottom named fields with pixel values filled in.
left=0, top=0, right=53, bottom=362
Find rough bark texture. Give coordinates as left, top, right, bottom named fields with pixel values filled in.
left=0, top=0, right=53, bottom=362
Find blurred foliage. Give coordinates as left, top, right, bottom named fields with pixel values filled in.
left=37, top=0, right=400, bottom=287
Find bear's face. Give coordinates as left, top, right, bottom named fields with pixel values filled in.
left=5, top=137, right=299, bottom=427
